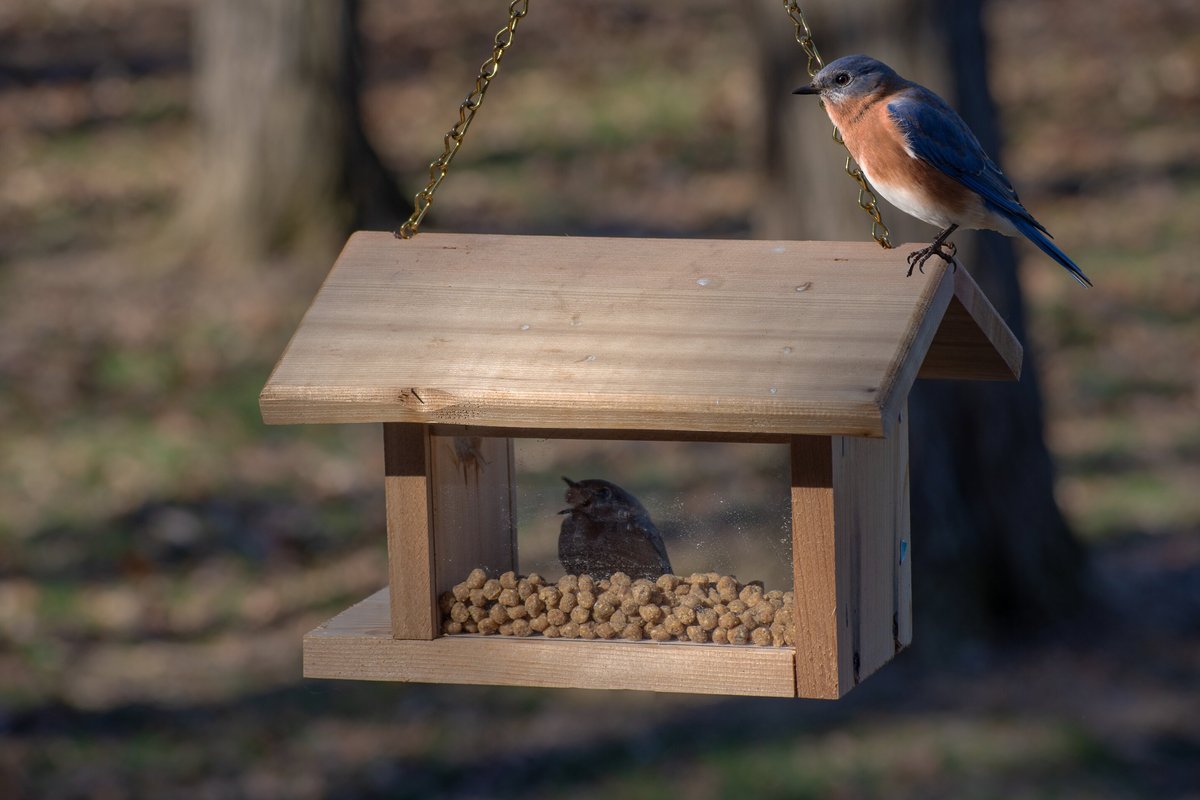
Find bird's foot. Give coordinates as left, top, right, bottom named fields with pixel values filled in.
left=905, top=240, right=957, bottom=276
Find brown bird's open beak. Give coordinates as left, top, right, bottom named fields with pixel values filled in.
left=561, top=476, right=582, bottom=514
left=792, top=84, right=820, bottom=95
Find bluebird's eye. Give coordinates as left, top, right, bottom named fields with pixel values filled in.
left=834, top=73, right=851, bottom=86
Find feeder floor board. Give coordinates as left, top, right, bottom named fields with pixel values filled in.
left=261, top=233, right=1019, bottom=438
left=305, top=589, right=799, bottom=697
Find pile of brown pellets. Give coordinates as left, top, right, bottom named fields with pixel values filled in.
left=439, top=568, right=795, bottom=646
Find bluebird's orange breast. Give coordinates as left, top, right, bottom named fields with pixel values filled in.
left=826, top=93, right=978, bottom=229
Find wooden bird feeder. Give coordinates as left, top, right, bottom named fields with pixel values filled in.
left=259, top=231, right=1020, bottom=699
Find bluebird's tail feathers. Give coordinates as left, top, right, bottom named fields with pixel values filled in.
left=1009, top=215, right=1093, bottom=288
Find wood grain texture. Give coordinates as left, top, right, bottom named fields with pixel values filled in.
left=789, top=435, right=847, bottom=699
left=789, top=418, right=911, bottom=699
left=305, top=589, right=798, bottom=697
left=383, top=423, right=436, bottom=639
left=429, top=434, right=517, bottom=596
left=832, top=404, right=911, bottom=684
left=260, top=232, right=1014, bottom=437
left=919, top=265, right=1022, bottom=381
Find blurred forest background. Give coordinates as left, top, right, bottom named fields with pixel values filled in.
left=2, top=0, right=1199, bottom=798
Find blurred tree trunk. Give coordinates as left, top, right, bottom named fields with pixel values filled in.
left=747, top=0, right=1087, bottom=646
left=182, top=0, right=402, bottom=261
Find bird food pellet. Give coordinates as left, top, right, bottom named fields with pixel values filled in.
left=630, top=580, right=654, bottom=605
left=696, top=608, right=719, bottom=631
left=439, top=569, right=793, bottom=647
left=592, top=599, right=615, bottom=621
left=639, top=604, right=663, bottom=624
left=538, top=586, right=561, bottom=608
left=740, top=584, right=764, bottom=606
left=482, top=579, right=503, bottom=601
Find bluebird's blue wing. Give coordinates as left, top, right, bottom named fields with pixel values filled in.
left=888, top=89, right=1093, bottom=287
left=887, top=89, right=1044, bottom=232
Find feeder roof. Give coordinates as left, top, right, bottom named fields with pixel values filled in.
left=260, top=232, right=1020, bottom=438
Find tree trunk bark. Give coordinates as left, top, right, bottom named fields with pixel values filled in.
left=747, top=0, right=1087, bottom=645
left=182, top=0, right=402, bottom=262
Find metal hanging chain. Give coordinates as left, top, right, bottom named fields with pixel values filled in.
left=782, top=2, right=894, bottom=249
left=397, top=1, right=891, bottom=248
left=395, top=0, right=530, bottom=239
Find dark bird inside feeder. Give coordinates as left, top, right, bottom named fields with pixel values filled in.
left=558, top=477, right=673, bottom=580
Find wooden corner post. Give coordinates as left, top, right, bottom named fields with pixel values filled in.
left=790, top=404, right=912, bottom=698
left=384, top=423, right=437, bottom=639
left=384, top=426, right=519, bottom=641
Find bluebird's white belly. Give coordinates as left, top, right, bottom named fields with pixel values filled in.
left=860, top=162, right=1019, bottom=236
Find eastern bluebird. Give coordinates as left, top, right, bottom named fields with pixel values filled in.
left=558, top=477, right=673, bottom=580
left=794, top=55, right=1092, bottom=287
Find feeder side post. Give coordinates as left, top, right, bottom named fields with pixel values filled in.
left=383, top=422, right=437, bottom=639
left=790, top=434, right=851, bottom=699
left=428, top=434, right=518, bottom=596
left=832, top=403, right=912, bottom=684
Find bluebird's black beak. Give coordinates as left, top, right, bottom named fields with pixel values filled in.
left=792, top=83, right=820, bottom=95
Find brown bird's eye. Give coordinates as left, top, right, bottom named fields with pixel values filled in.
left=835, top=73, right=851, bottom=86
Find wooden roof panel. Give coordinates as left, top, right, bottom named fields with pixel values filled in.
left=260, top=232, right=1019, bottom=437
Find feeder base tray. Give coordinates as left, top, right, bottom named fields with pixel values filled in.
left=304, top=588, right=799, bottom=697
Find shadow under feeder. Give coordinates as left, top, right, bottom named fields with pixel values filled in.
left=259, top=231, right=1021, bottom=699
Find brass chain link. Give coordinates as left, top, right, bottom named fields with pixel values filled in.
left=782, top=2, right=894, bottom=249
left=395, top=0, right=530, bottom=239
